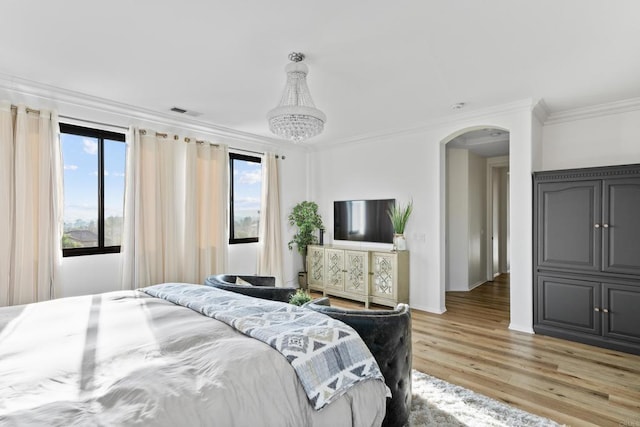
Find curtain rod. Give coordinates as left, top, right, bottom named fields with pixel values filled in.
left=9, top=107, right=129, bottom=132
left=14, top=108, right=286, bottom=159
left=140, top=129, right=216, bottom=145
left=139, top=130, right=285, bottom=159
left=231, top=147, right=286, bottom=159
left=10, top=105, right=40, bottom=114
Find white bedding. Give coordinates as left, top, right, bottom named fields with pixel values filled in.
left=0, top=290, right=387, bottom=426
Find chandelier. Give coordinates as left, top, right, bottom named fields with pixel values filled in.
left=267, top=52, right=326, bottom=142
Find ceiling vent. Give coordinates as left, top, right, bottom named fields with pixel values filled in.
left=170, top=107, right=202, bottom=117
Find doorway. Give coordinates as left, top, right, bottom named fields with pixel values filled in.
left=487, top=157, right=509, bottom=281
left=444, top=128, right=510, bottom=318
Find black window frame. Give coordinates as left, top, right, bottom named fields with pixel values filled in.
left=60, top=123, right=126, bottom=257
left=229, top=152, right=262, bottom=245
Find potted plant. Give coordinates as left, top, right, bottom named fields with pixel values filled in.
left=288, top=201, right=324, bottom=284
left=388, top=199, right=413, bottom=251
left=289, top=289, right=313, bottom=306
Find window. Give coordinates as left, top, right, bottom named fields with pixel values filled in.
left=229, top=153, right=262, bottom=244
left=60, top=123, right=126, bottom=256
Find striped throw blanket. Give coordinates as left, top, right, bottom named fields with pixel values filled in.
left=140, top=283, right=387, bottom=410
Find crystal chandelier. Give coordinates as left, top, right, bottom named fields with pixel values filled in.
left=267, top=52, right=326, bottom=142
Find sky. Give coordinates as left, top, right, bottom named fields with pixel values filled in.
left=233, top=158, right=262, bottom=218
left=61, top=133, right=126, bottom=224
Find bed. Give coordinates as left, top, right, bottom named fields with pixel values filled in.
left=0, top=283, right=388, bottom=426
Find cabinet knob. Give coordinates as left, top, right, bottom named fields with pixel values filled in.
left=603, top=308, right=609, bottom=313
left=594, top=224, right=600, bottom=228
left=594, top=307, right=600, bottom=312
left=603, top=224, right=609, bottom=228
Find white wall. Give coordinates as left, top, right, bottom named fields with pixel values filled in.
left=542, top=109, right=640, bottom=170
left=228, top=243, right=258, bottom=275
left=467, top=151, right=487, bottom=288
left=310, top=132, right=440, bottom=313
left=491, top=167, right=500, bottom=276
left=58, top=253, right=121, bottom=297
left=498, top=167, right=509, bottom=273
left=277, top=149, right=310, bottom=286
left=445, top=148, right=487, bottom=291
left=446, top=149, right=469, bottom=291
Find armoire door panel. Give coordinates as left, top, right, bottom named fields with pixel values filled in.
left=603, top=178, right=640, bottom=275
left=537, top=276, right=601, bottom=335
left=537, top=181, right=601, bottom=271
left=603, top=283, right=640, bottom=344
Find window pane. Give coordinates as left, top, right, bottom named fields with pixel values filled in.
left=104, top=139, right=126, bottom=246
left=233, top=158, right=262, bottom=240
left=61, top=133, right=99, bottom=248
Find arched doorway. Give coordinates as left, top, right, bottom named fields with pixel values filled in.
left=443, top=127, right=511, bottom=321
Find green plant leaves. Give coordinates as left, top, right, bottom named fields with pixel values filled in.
left=289, top=289, right=312, bottom=306
left=387, top=199, right=413, bottom=234
left=288, top=201, right=324, bottom=255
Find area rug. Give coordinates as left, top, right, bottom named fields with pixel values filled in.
left=410, top=370, right=562, bottom=426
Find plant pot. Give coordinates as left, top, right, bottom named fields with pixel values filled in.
left=393, top=233, right=407, bottom=251
left=298, top=271, right=308, bottom=289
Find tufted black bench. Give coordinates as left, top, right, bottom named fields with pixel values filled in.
left=304, top=298, right=412, bottom=427
left=204, top=274, right=297, bottom=303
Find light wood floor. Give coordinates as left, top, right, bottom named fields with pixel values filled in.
left=312, top=274, right=640, bottom=427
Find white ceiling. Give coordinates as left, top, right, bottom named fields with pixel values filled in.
left=2, top=1, right=640, bottom=145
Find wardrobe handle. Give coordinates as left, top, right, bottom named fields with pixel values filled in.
left=603, top=308, right=609, bottom=313
left=594, top=307, right=600, bottom=312
left=594, top=224, right=600, bottom=228
left=603, top=224, right=609, bottom=228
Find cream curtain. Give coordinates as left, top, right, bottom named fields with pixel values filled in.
left=257, top=153, right=284, bottom=286
left=0, top=102, right=63, bottom=307
left=120, top=129, right=228, bottom=289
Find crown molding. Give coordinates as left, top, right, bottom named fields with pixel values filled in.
left=310, top=98, right=537, bottom=151
left=544, top=97, right=640, bottom=125
left=532, top=98, right=550, bottom=124
left=0, top=73, right=307, bottom=152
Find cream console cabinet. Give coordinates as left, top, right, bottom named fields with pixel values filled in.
left=306, top=245, right=409, bottom=308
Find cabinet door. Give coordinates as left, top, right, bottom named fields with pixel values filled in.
left=602, top=283, right=640, bottom=344
left=536, top=276, right=601, bottom=335
left=371, top=252, right=397, bottom=300
left=537, top=181, right=601, bottom=271
left=307, top=246, right=325, bottom=287
left=344, top=251, right=368, bottom=295
left=603, top=178, right=640, bottom=275
left=325, top=249, right=345, bottom=291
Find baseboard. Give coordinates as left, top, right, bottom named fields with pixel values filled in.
left=469, top=280, right=485, bottom=290
left=410, top=303, right=446, bottom=315
left=509, top=322, right=534, bottom=334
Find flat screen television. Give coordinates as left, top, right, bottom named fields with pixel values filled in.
left=334, top=199, right=395, bottom=244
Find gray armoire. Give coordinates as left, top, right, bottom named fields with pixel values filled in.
left=533, top=164, right=640, bottom=355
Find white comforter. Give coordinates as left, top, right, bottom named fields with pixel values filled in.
left=0, top=290, right=387, bottom=426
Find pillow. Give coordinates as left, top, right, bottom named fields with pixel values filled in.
left=235, top=277, right=254, bottom=286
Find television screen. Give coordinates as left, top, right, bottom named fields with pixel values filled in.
left=334, top=199, right=395, bottom=244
